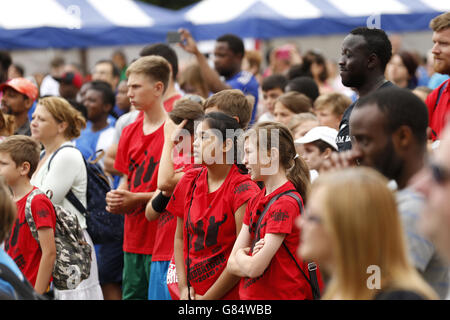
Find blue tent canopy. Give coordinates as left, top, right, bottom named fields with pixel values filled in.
left=177, top=0, right=450, bottom=41
left=0, top=0, right=187, bottom=49
left=1, top=0, right=449, bottom=50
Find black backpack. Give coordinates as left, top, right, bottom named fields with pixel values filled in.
left=47, top=145, right=124, bottom=244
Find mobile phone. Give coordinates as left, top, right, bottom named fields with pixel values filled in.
left=167, top=31, right=181, bottom=44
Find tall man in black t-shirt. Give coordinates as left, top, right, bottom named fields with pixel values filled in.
left=336, top=27, right=394, bottom=151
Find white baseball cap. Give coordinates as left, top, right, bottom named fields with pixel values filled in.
left=294, top=126, right=338, bottom=151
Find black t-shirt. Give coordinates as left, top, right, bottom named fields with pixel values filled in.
left=336, top=81, right=395, bottom=152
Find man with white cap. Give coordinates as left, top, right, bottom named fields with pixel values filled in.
left=295, top=126, right=338, bottom=181
left=0, top=77, right=38, bottom=136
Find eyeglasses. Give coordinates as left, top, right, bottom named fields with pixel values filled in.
left=430, top=162, right=450, bottom=185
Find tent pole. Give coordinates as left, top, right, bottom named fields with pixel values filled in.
left=79, top=48, right=88, bottom=77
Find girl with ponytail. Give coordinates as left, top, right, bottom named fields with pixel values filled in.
left=227, top=121, right=322, bottom=300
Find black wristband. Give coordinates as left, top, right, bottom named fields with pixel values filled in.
left=151, top=191, right=171, bottom=213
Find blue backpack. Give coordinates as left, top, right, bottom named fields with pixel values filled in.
left=47, top=145, right=124, bottom=244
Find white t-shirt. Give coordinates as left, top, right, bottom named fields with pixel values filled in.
left=40, top=74, right=60, bottom=97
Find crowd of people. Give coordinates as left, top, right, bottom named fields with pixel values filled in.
left=0, top=11, right=449, bottom=301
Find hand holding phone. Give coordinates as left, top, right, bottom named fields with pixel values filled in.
left=167, top=31, right=181, bottom=44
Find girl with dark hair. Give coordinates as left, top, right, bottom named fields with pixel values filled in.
left=386, top=51, right=419, bottom=89
left=227, top=121, right=322, bottom=300
left=168, top=112, right=259, bottom=300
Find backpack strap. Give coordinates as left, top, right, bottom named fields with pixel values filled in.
left=433, top=80, right=448, bottom=112
left=47, top=144, right=77, bottom=171
left=24, top=188, right=46, bottom=245
left=431, top=81, right=449, bottom=140
left=45, top=145, right=89, bottom=217
left=250, top=189, right=297, bottom=250
left=185, top=168, right=205, bottom=300
left=252, top=190, right=321, bottom=300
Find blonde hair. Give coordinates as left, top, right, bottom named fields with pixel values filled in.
left=204, top=89, right=253, bottom=129
left=38, top=97, right=86, bottom=140
left=287, top=112, right=318, bottom=133
left=169, top=98, right=205, bottom=135
left=126, top=55, right=171, bottom=94
left=314, top=93, right=351, bottom=117
left=244, top=50, right=262, bottom=73
left=0, top=110, right=15, bottom=136
left=312, top=167, right=438, bottom=300
left=0, top=177, right=16, bottom=242
left=276, top=91, right=312, bottom=114
left=178, top=63, right=209, bottom=99
left=430, top=12, right=450, bottom=32
left=0, top=135, right=41, bottom=178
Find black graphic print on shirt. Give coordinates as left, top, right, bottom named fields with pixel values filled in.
left=187, top=214, right=228, bottom=252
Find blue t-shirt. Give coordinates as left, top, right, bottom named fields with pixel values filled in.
left=0, top=248, right=24, bottom=299
left=226, top=70, right=259, bottom=127
left=74, top=121, right=118, bottom=187
left=74, top=122, right=115, bottom=165
left=428, top=73, right=450, bottom=90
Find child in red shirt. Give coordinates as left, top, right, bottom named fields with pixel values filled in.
left=0, top=135, right=56, bottom=295
left=145, top=97, right=204, bottom=300
left=227, top=121, right=322, bottom=300
left=168, top=112, right=259, bottom=300
left=106, top=55, right=171, bottom=300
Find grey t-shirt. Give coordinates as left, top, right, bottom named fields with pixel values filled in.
left=396, top=188, right=449, bottom=299
left=112, top=110, right=140, bottom=145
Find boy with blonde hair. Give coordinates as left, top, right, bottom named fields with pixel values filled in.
left=105, top=55, right=170, bottom=300
left=203, top=89, right=253, bottom=129
left=313, top=92, right=351, bottom=130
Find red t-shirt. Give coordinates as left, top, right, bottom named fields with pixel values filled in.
left=239, top=181, right=314, bottom=300
left=164, top=94, right=183, bottom=113
left=425, top=79, right=450, bottom=141
left=114, top=118, right=164, bottom=254
left=152, top=155, right=197, bottom=262
left=5, top=187, right=56, bottom=286
left=166, top=165, right=259, bottom=299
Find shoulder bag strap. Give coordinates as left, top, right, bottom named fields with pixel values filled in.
left=46, top=145, right=88, bottom=216
left=282, top=192, right=321, bottom=300
left=250, top=189, right=297, bottom=251
left=252, top=190, right=321, bottom=300
left=431, top=81, right=449, bottom=140
left=24, top=189, right=45, bottom=244
left=185, top=168, right=205, bottom=300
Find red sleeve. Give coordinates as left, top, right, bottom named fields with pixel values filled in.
left=231, top=178, right=260, bottom=213
left=425, top=86, right=438, bottom=118
left=165, top=168, right=201, bottom=219
left=31, top=194, right=56, bottom=231
left=242, top=196, right=256, bottom=227
left=114, top=125, right=131, bottom=175
left=264, top=197, right=300, bottom=235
